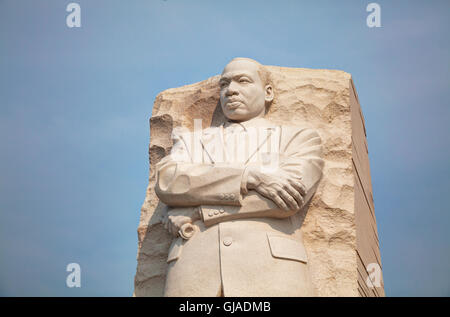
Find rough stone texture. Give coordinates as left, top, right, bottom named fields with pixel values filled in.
left=133, top=66, right=384, bottom=297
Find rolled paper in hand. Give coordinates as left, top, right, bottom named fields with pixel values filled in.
left=178, top=223, right=196, bottom=240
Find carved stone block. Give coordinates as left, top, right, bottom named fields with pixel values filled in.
left=133, top=64, right=384, bottom=297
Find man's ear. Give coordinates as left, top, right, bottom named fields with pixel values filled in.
left=265, top=84, right=274, bottom=103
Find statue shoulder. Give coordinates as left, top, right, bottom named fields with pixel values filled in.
left=280, top=125, right=322, bottom=140
left=279, top=125, right=323, bottom=152
left=170, top=127, right=193, bottom=150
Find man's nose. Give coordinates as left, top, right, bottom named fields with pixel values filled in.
left=226, top=81, right=239, bottom=96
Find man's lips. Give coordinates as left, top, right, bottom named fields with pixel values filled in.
left=226, top=100, right=243, bottom=109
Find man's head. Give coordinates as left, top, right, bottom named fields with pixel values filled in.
left=219, top=58, right=274, bottom=122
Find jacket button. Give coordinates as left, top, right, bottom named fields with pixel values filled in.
left=219, top=208, right=225, bottom=214
left=230, top=193, right=235, bottom=199
left=214, top=210, right=219, bottom=215
left=223, top=237, right=232, bottom=246
left=208, top=211, right=213, bottom=217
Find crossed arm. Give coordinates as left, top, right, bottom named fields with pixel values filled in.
left=155, top=126, right=324, bottom=232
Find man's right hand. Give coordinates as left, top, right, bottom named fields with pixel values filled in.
left=162, top=207, right=200, bottom=237
left=246, top=167, right=307, bottom=211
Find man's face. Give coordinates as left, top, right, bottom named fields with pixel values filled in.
left=219, top=59, right=270, bottom=122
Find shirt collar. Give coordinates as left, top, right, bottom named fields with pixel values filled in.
left=221, top=117, right=274, bottom=130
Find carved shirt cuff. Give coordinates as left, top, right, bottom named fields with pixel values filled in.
left=199, top=205, right=238, bottom=227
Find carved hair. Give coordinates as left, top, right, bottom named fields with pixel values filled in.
left=228, top=57, right=273, bottom=88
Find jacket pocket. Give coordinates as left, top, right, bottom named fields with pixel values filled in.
left=266, top=233, right=308, bottom=263
left=167, top=237, right=183, bottom=263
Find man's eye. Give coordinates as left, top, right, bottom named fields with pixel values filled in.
left=239, top=78, right=250, bottom=83
left=220, top=82, right=228, bottom=88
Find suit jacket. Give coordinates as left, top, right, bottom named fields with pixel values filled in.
left=155, top=117, right=324, bottom=296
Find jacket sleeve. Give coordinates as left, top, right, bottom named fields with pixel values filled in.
left=154, top=131, right=246, bottom=207
left=199, top=127, right=324, bottom=226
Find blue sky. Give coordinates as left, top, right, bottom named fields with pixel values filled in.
left=0, top=0, right=449, bottom=296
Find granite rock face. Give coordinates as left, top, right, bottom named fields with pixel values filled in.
left=133, top=66, right=384, bottom=297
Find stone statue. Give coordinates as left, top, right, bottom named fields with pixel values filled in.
left=154, top=58, right=324, bottom=296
